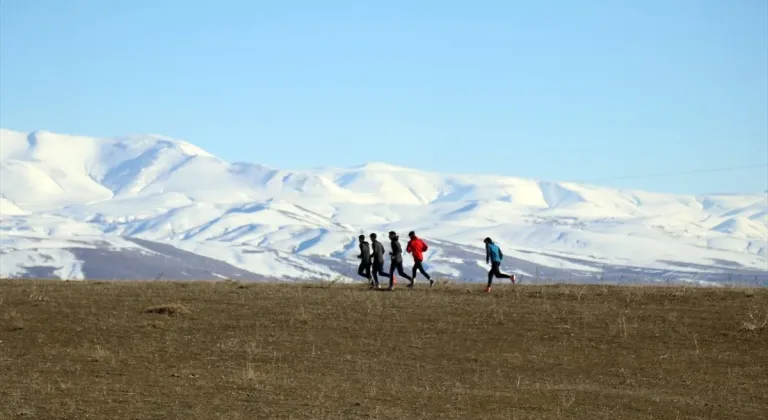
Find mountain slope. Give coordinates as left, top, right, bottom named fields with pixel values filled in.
left=1, top=128, right=766, bottom=284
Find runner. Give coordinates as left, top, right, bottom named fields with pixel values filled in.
left=356, top=234, right=373, bottom=286
left=406, top=230, right=433, bottom=287
left=387, top=231, right=412, bottom=290
left=369, top=233, right=388, bottom=289
left=484, top=237, right=515, bottom=292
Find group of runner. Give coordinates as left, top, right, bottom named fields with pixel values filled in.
left=357, top=231, right=515, bottom=292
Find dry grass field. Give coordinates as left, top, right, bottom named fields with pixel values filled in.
left=1, top=279, right=766, bottom=419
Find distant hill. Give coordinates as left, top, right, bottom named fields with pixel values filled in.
left=1, top=128, right=766, bottom=284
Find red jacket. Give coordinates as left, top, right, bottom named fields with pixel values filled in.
left=406, top=236, right=428, bottom=262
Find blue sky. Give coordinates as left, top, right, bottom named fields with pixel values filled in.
left=1, top=0, right=766, bottom=195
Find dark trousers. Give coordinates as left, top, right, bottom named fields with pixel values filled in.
left=388, top=260, right=412, bottom=288
left=412, top=260, right=431, bottom=280
left=487, top=261, right=510, bottom=286
left=358, top=261, right=371, bottom=282
left=371, top=260, right=388, bottom=285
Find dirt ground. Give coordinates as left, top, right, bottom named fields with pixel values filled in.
left=1, top=279, right=766, bottom=419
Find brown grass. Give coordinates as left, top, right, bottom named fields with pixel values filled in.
left=143, top=302, right=191, bottom=315
left=0, top=279, right=766, bottom=419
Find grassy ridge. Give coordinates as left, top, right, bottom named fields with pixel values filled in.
left=1, top=280, right=766, bottom=419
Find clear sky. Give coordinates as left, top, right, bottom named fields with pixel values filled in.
left=1, top=0, right=766, bottom=195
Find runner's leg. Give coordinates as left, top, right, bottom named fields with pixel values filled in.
left=396, top=262, right=412, bottom=281
left=493, top=262, right=510, bottom=279
left=487, top=264, right=495, bottom=288
left=372, top=261, right=386, bottom=287
left=414, top=260, right=431, bottom=280
left=358, top=261, right=367, bottom=279
left=388, top=261, right=396, bottom=289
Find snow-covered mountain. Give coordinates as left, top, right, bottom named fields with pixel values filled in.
left=1, top=128, right=766, bottom=285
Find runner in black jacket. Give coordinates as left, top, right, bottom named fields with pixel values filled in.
left=369, top=233, right=388, bottom=289
left=357, top=235, right=372, bottom=285
left=387, top=231, right=412, bottom=290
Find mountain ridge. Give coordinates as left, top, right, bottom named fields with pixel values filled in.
left=1, top=128, right=766, bottom=284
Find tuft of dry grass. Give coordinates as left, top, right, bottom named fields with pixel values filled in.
left=2, top=309, right=24, bottom=331
left=84, top=344, right=115, bottom=363
left=0, top=279, right=766, bottom=420
left=741, top=303, right=768, bottom=332
left=143, top=302, right=191, bottom=315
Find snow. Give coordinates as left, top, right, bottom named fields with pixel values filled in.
left=0, top=247, right=85, bottom=279
left=1, top=128, right=767, bottom=281
left=711, top=217, right=766, bottom=238
left=0, top=233, right=154, bottom=280
left=0, top=195, right=27, bottom=216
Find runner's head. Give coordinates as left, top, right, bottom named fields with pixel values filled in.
left=358, top=234, right=365, bottom=242
left=388, top=231, right=397, bottom=240
left=484, top=237, right=492, bottom=244
left=408, top=231, right=416, bottom=239
left=369, top=233, right=377, bottom=241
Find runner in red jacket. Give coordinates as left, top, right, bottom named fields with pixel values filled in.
left=406, top=231, right=434, bottom=288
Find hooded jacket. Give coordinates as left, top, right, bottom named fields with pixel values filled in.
left=486, top=241, right=503, bottom=263
left=406, top=236, right=428, bottom=262
left=389, top=236, right=404, bottom=263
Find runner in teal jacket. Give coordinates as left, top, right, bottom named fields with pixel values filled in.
left=484, top=237, right=515, bottom=292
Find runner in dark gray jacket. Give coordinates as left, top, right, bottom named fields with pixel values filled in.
left=357, top=235, right=372, bottom=285
left=369, top=233, right=388, bottom=289
left=387, top=231, right=412, bottom=290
